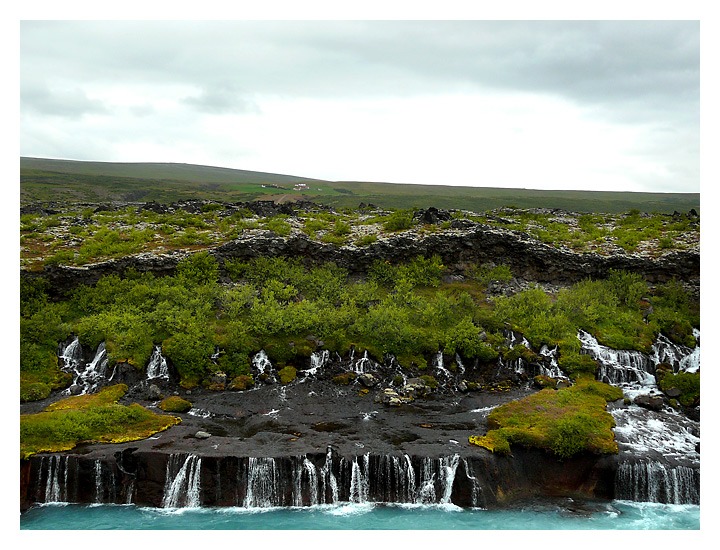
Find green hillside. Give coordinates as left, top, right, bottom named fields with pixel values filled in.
left=20, top=157, right=700, bottom=214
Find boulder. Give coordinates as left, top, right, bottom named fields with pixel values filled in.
left=634, top=394, right=664, bottom=411
left=358, top=373, right=379, bottom=388
left=145, top=384, right=162, bottom=401
left=195, top=431, right=211, bottom=439
left=663, top=387, right=682, bottom=398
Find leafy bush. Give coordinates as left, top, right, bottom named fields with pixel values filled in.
left=382, top=210, right=413, bottom=231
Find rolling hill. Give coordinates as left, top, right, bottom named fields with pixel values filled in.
left=20, top=157, right=700, bottom=214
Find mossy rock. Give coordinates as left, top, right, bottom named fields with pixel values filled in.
left=333, top=372, right=356, bottom=385
left=392, top=375, right=404, bottom=387
left=229, top=374, right=254, bottom=391
left=657, top=371, right=699, bottom=407
left=52, top=372, right=74, bottom=391
left=419, top=375, right=438, bottom=389
left=158, top=396, right=193, bottom=413
left=470, top=379, right=620, bottom=460
left=278, top=366, right=297, bottom=385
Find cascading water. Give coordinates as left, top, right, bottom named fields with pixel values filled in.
left=244, top=457, right=280, bottom=507
left=578, top=330, right=655, bottom=392
left=461, top=458, right=484, bottom=508
left=434, top=351, right=452, bottom=380
left=66, top=342, right=109, bottom=395
left=320, top=448, right=340, bottom=504
left=353, top=350, right=372, bottom=374
left=146, top=345, right=169, bottom=380
left=162, top=454, right=202, bottom=508
left=538, top=345, right=567, bottom=379
left=615, top=461, right=699, bottom=504
left=438, top=455, right=460, bottom=504
left=251, top=350, right=273, bottom=376
left=39, top=455, right=69, bottom=503
left=349, top=454, right=370, bottom=503
left=304, top=350, right=329, bottom=378
left=651, top=331, right=700, bottom=374
left=94, top=460, right=103, bottom=504
left=580, top=327, right=702, bottom=505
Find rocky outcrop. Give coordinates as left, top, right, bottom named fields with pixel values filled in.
left=22, top=222, right=700, bottom=296
left=22, top=446, right=618, bottom=511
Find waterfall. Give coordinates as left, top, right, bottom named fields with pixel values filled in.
left=252, top=350, right=273, bottom=376
left=320, top=448, right=339, bottom=504
left=455, top=354, right=465, bottom=375
left=349, top=454, right=370, bottom=503
left=417, top=458, right=437, bottom=504
left=461, top=458, right=483, bottom=508
left=146, top=345, right=169, bottom=380
left=305, top=350, right=330, bottom=378
left=60, top=337, right=83, bottom=371
left=439, top=455, right=460, bottom=504
left=651, top=331, right=700, bottom=374
left=68, top=342, right=109, bottom=395
left=615, top=461, right=699, bottom=504
left=40, top=455, right=68, bottom=503
left=538, top=345, right=567, bottom=379
left=354, top=350, right=371, bottom=374
left=578, top=330, right=654, bottom=389
left=434, top=351, right=452, bottom=379
left=162, top=454, right=202, bottom=508
left=94, top=460, right=103, bottom=504
left=244, top=457, right=281, bottom=508
left=298, top=457, right=318, bottom=506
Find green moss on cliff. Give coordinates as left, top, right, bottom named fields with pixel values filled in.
left=469, top=380, right=620, bottom=459
left=20, top=384, right=180, bottom=459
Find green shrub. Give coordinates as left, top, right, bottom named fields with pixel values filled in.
left=657, top=371, right=699, bottom=406
left=355, top=234, right=378, bottom=247
left=382, top=210, right=413, bottom=232
left=263, top=218, right=292, bottom=236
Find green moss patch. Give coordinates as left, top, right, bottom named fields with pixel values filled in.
left=333, top=372, right=356, bottom=385
left=20, top=384, right=180, bottom=459
left=469, top=380, right=621, bottom=459
left=158, top=396, right=193, bottom=413
left=278, top=365, right=297, bottom=385
left=229, top=374, right=254, bottom=391
left=657, top=371, right=700, bottom=407
left=45, top=384, right=129, bottom=412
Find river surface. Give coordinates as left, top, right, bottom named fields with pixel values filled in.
left=20, top=500, right=699, bottom=530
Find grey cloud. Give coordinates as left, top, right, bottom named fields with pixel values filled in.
left=21, top=81, right=110, bottom=119
left=181, top=85, right=261, bottom=115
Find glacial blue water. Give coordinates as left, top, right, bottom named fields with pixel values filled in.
left=20, top=501, right=699, bottom=530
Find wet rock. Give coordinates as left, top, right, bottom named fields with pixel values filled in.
left=457, top=380, right=468, bottom=392
left=195, top=431, right=211, bottom=439
left=664, top=387, right=682, bottom=398
left=378, top=388, right=414, bottom=406
left=634, top=394, right=664, bottom=411
left=401, top=378, right=429, bottom=399
left=145, top=384, right=162, bottom=401
left=358, top=373, right=379, bottom=388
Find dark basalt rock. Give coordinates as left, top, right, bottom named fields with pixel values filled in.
left=633, top=394, right=664, bottom=411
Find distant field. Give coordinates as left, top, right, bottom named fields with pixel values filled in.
left=20, top=157, right=700, bottom=214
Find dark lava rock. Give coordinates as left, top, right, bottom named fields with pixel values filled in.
left=634, top=394, right=664, bottom=411
left=664, top=387, right=682, bottom=398
left=145, top=384, right=162, bottom=401
left=358, top=373, right=379, bottom=388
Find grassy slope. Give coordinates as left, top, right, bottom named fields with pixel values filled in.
left=21, top=157, right=700, bottom=214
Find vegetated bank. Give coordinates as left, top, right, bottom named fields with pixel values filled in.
left=19, top=201, right=700, bottom=511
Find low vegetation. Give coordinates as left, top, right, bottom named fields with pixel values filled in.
left=469, top=380, right=623, bottom=458
left=20, top=384, right=181, bottom=459
left=20, top=249, right=698, bottom=394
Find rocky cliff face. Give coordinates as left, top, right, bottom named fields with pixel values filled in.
left=22, top=221, right=700, bottom=296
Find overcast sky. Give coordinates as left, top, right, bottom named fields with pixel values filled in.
left=20, top=20, right=700, bottom=192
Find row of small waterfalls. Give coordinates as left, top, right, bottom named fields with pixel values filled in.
left=41, top=327, right=700, bottom=509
